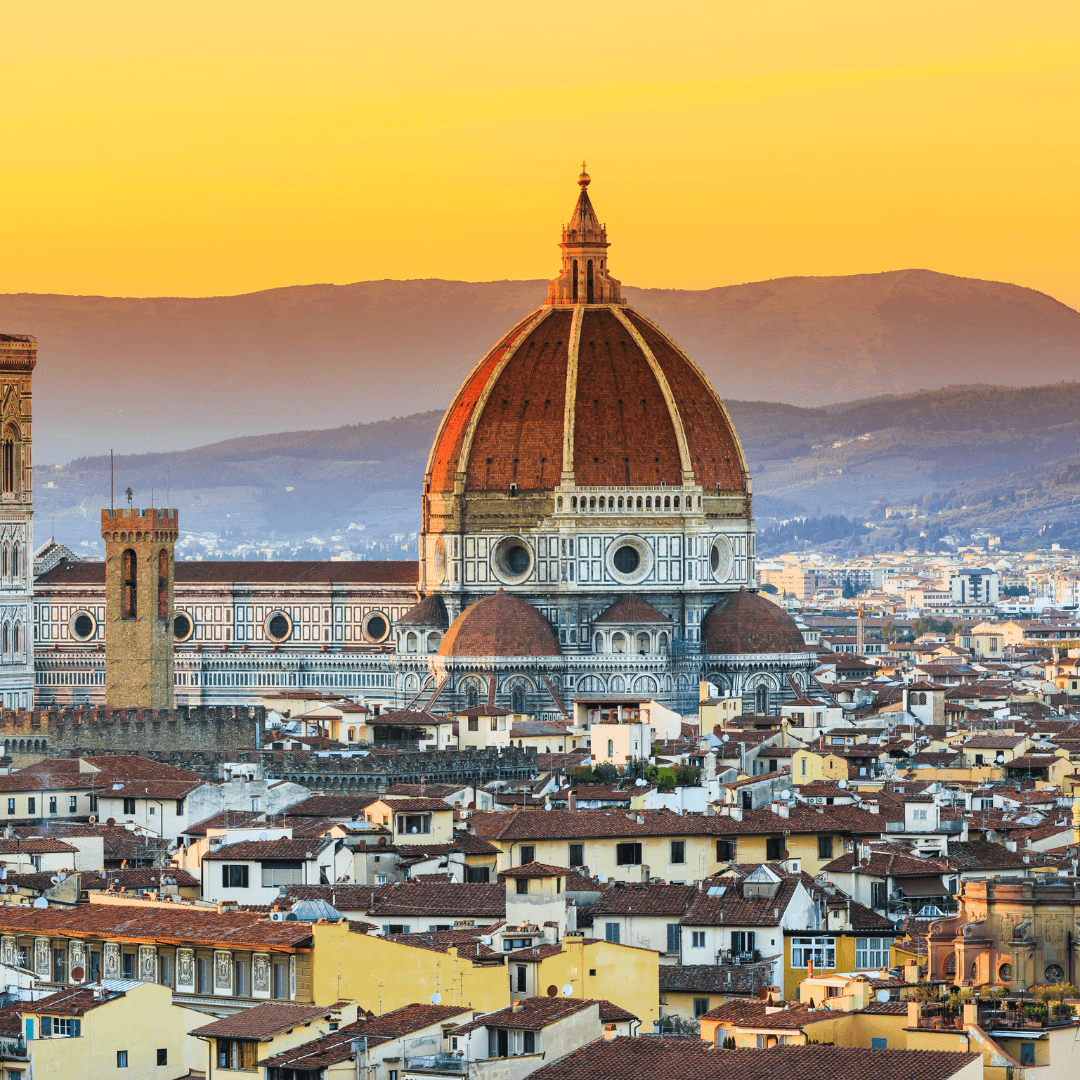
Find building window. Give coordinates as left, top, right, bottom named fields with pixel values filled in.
left=516, top=878, right=529, bottom=895
left=870, top=881, right=887, bottom=909
left=516, top=966, right=527, bottom=992
left=519, top=846, right=535, bottom=865
left=217, top=1040, right=258, bottom=1070
left=121, top=549, right=137, bottom=620
left=605, top=923, right=620, bottom=944
left=175, top=799, right=184, bottom=816
left=221, top=865, right=249, bottom=888
left=694, top=997, right=710, bottom=1018
left=791, top=936, right=836, bottom=969
left=730, top=931, right=755, bottom=958
left=765, top=837, right=782, bottom=861
left=261, top=862, right=303, bottom=887
left=691, top=931, right=706, bottom=948
left=1019, top=1043, right=1035, bottom=1066
left=568, top=843, right=584, bottom=867
left=670, top=840, right=685, bottom=864
left=117, top=1050, right=128, bottom=1068
left=159, top=954, right=173, bottom=987
left=197, top=957, right=211, bottom=994
left=49, top=797, right=57, bottom=815
left=468, top=717, right=479, bottom=731
left=68, top=795, right=77, bottom=813
left=157, top=549, right=169, bottom=619
left=615, top=842, right=642, bottom=866
left=871, top=1037, right=887, bottom=1049
left=855, top=938, right=888, bottom=969
left=122, top=952, right=135, bottom=980
left=272, top=962, right=288, bottom=999
left=123, top=798, right=135, bottom=815
left=234, top=961, right=250, bottom=997
left=716, top=840, right=734, bottom=862
left=6, top=799, right=12, bottom=815
left=52, top=948, right=66, bottom=983
left=818, top=836, right=833, bottom=859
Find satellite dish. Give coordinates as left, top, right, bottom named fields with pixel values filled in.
left=876, top=989, right=890, bottom=1003
left=33, top=897, right=48, bottom=908
left=561, top=984, right=574, bottom=997
left=838, top=779, right=848, bottom=789
left=50, top=876, right=60, bottom=885
left=430, top=992, right=442, bottom=1005
left=721, top=734, right=730, bottom=743
left=71, top=966, right=85, bottom=982
left=780, top=789, right=790, bottom=800
left=596, top=871, right=607, bottom=883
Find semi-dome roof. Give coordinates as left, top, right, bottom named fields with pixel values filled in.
left=425, top=175, right=747, bottom=498
left=438, top=591, right=561, bottom=658
left=702, top=589, right=809, bottom=655
left=397, top=594, right=449, bottom=628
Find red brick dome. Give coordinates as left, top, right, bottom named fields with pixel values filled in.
left=424, top=176, right=747, bottom=498
left=702, top=589, right=809, bottom=655
left=438, top=591, right=561, bottom=657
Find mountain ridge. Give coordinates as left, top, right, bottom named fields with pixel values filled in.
left=3, top=268, right=1077, bottom=464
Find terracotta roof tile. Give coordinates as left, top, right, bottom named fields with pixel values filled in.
left=190, top=1001, right=335, bottom=1039
left=704, top=590, right=810, bottom=656
left=438, top=591, right=561, bottom=658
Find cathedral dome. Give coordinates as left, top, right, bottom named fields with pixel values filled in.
left=424, top=175, right=747, bottom=500
left=702, top=589, right=809, bottom=655
left=438, top=590, right=561, bottom=658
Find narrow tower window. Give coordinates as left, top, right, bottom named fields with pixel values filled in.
left=121, top=549, right=137, bottom=620
left=587, top=259, right=594, bottom=303
left=157, top=549, right=169, bottom=619
left=1, top=428, right=15, bottom=494
left=572, top=259, right=578, bottom=302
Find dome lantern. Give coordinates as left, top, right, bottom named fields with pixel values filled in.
left=546, top=166, right=624, bottom=307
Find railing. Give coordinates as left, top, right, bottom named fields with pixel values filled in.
left=980, top=1007, right=1077, bottom=1031
left=405, top=1054, right=471, bottom=1074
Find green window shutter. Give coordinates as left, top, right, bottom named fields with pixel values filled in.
left=71, top=1018, right=81, bottom=1037
left=41, top=1016, right=51, bottom=1037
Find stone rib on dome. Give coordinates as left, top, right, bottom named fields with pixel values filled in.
left=438, top=591, right=561, bottom=658
left=703, top=590, right=809, bottom=655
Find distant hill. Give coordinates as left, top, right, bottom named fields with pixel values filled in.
left=37, top=384, right=1080, bottom=559
left=3, top=269, right=1078, bottom=463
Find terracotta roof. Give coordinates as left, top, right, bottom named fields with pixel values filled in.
left=500, top=862, right=570, bottom=878
left=373, top=710, right=455, bottom=728
left=658, top=962, right=774, bottom=994
left=591, top=884, right=699, bottom=916
left=593, top=596, right=671, bottom=625
left=380, top=797, right=457, bottom=812
left=526, top=1038, right=980, bottom=1080
left=258, top=1005, right=471, bottom=1070
left=87, top=868, right=200, bottom=889
left=0, top=903, right=312, bottom=951
left=682, top=877, right=801, bottom=928
left=396, top=594, right=449, bottom=628
left=20, top=984, right=127, bottom=1016
left=452, top=996, right=596, bottom=1033
left=364, top=882, right=505, bottom=918
left=284, top=795, right=383, bottom=818
left=703, top=590, right=810, bottom=655
left=0, top=837, right=78, bottom=853
left=38, top=559, right=417, bottom=586
left=184, top=810, right=268, bottom=835
left=382, top=929, right=503, bottom=959
left=438, top=591, right=561, bottom=658
left=189, top=1001, right=336, bottom=1039
left=202, top=836, right=334, bottom=861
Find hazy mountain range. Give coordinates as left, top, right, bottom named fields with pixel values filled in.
left=3, top=268, right=1078, bottom=464
left=38, top=383, right=1080, bottom=559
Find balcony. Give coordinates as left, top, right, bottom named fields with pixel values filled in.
left=405, top=1053, right=471, bottom=1074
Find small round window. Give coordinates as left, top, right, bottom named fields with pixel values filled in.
left=70, top=611, right=97, bottom=641
left=605, top=536, right=651, bottom=583
left=173, top=612, right=194, bottom=642
left=265, top=611, right=293, bottom=643
left=612, top=545, right=640, bottom=574
left=432, top=537, right=447, bottom=583
left=492, top=536, right=533, bottom=583
left=710, top=535, right=734, bottom=583
left=364, top=613, right=389, bottom=642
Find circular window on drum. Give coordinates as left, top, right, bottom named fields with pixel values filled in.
left=432, top=537, right=447, bottom=584
left=998, top=962, right=1012, bottom=982
left=69, top=611, right=97, bottom=642
left=710, top=535, right=734, bottom=583
left=264, top=611, right=293, bottom=643
left=364, top=612, right=389, bottom=643
left=172, top=611, right=194, bottom=643
left=1044, top=963, right=1064, bottom=984
left=606, top=536, right=652, bottom=584
left=492, top=536, right=533, bottom=584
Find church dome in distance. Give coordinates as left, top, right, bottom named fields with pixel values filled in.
left=438, top=590, right=561, bottom=658
left=702, top=589, right=809, bottom=655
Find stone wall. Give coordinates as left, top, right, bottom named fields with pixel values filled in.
left=0, top=705, right=263, bottom=753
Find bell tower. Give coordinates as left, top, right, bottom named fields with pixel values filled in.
left=100, top=507, right=178, bottom=708
left=0, top=334, right=36, bottom=711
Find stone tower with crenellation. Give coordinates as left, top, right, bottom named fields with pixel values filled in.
left=0, top=334, right=36, bottom=711
left=100, top=507, right=178, bottom=708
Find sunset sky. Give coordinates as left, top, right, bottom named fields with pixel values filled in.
left=3, top=2, right=1077, bottom=306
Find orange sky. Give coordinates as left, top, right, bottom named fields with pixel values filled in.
left=2, top=2, right=1077, bottom=306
